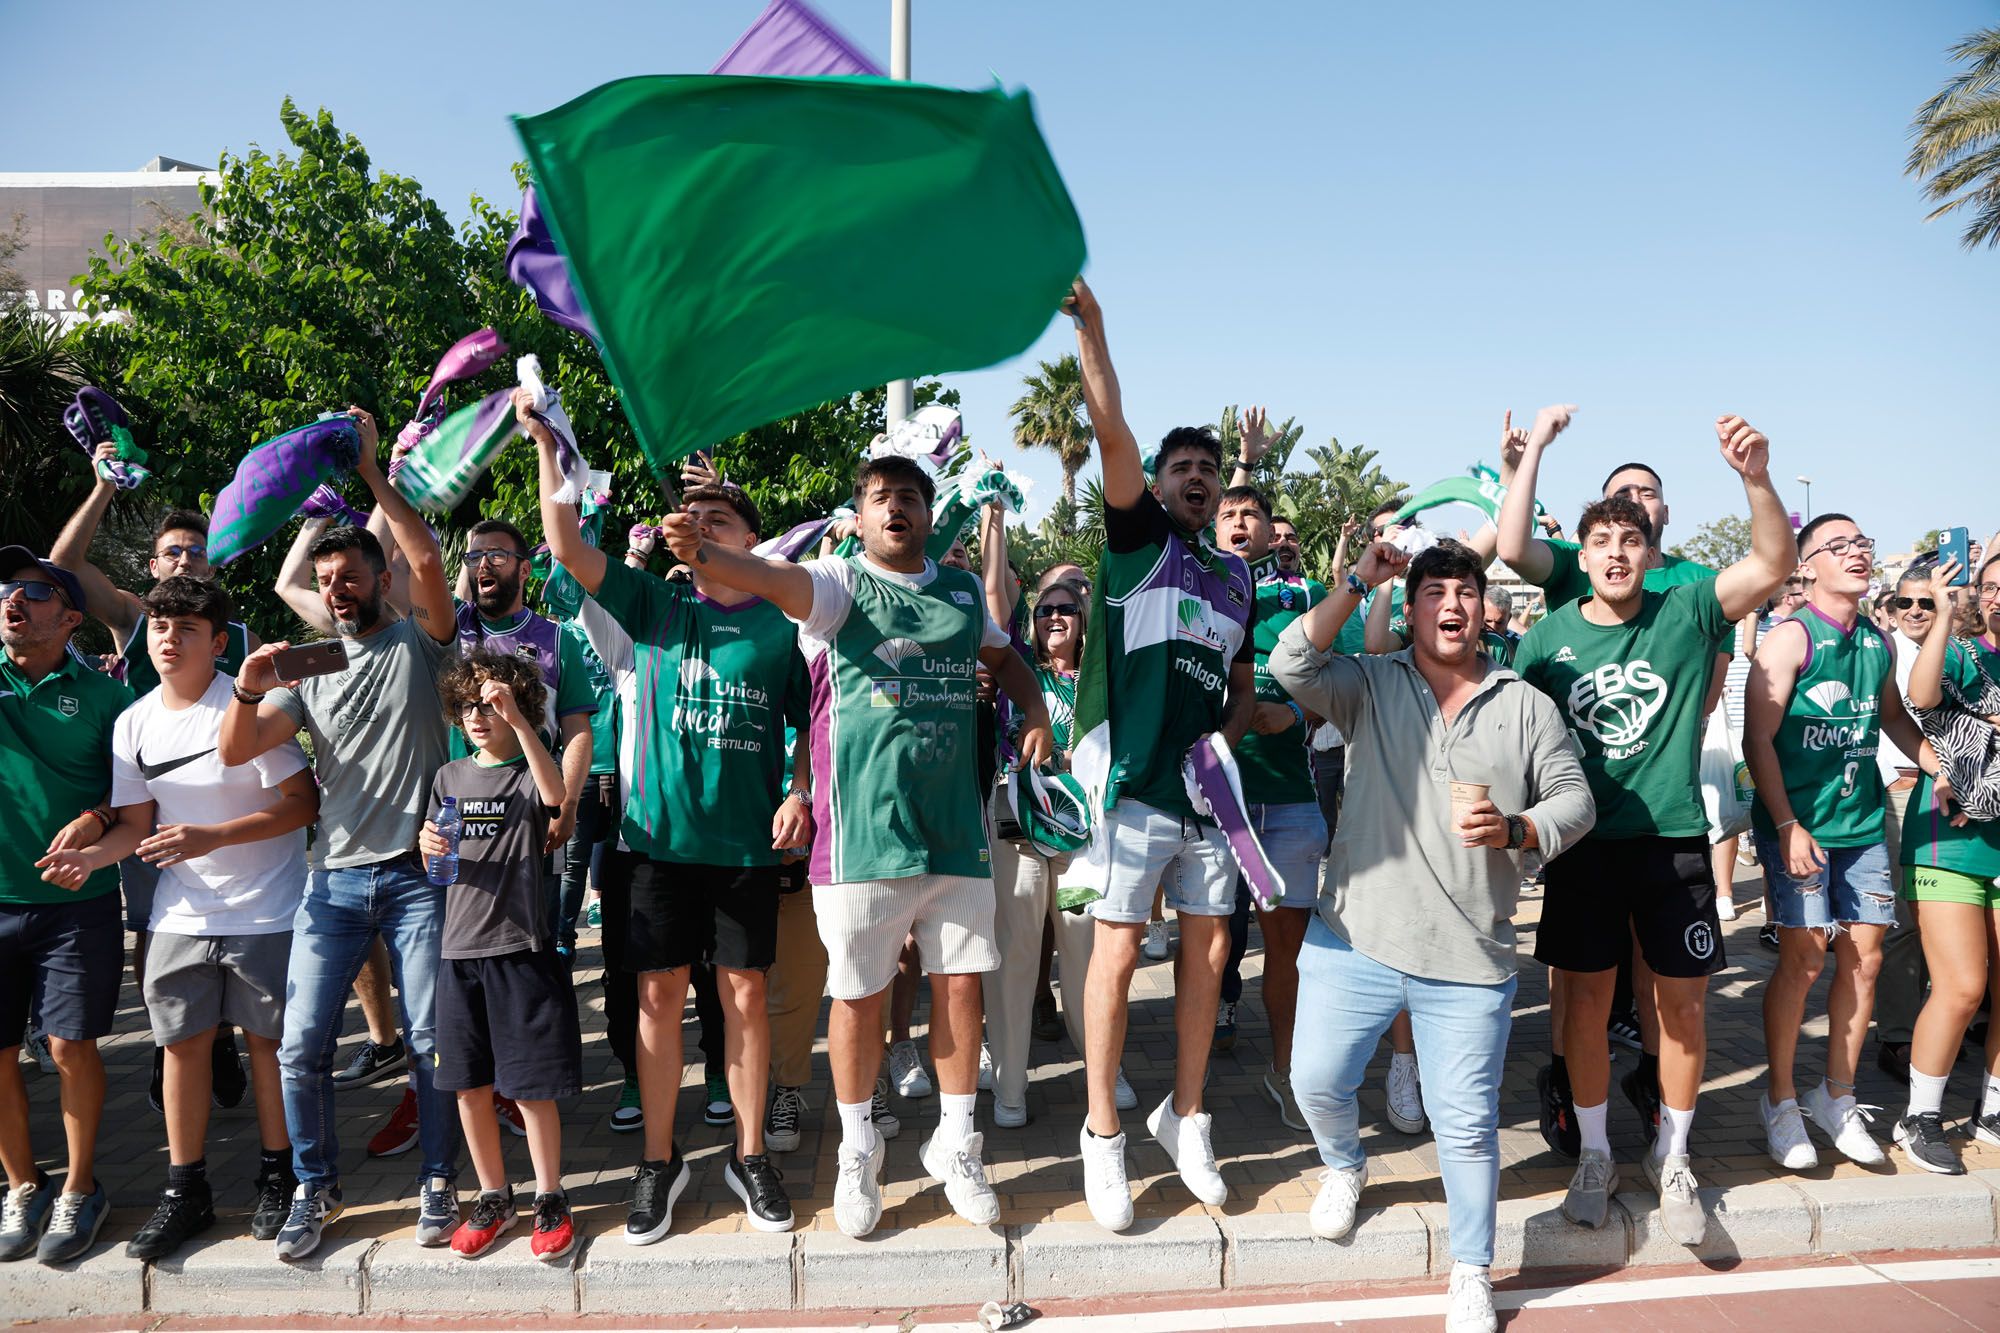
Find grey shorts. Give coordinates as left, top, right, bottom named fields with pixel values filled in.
left=142, top=930, right=292, bottom=1044
left=1088, top=799, right=1235, bottom=924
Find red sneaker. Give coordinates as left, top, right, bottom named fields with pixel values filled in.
left=495, top=1094, right=528, bottom=1137
left=529, top=1191, right=575, bottom=1263
left=366, top=1087, right=419, bottom=1158
left=450, top=1190, right=514, bottom=1258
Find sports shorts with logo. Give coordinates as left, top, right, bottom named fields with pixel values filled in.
left=1534, top=833, right=1724, bottom=978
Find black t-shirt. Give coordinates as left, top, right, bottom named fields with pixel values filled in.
left=430, top=756, right=555, bottom=959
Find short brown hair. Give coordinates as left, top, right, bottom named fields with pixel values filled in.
left=439, top=649, right=547, bottom=731
left=1575, top=496, right=1653, bottom=547
left=683, top=483, right=763, bottom=538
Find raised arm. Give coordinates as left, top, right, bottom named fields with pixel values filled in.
left=220, top=642, right=313, bottom=765
left=527, top=389, right=608, bottom=595
left=1905, top=560, right=1964, bottom=711
left=978, top=483, right=1020, bottom=629
left=1066, top=278, right=1145, bottom=510
left=48, top=447, right=144, bottom=643
left=277, top=514, right=338, bottom=633
left=1298, top=541, right=1409, bottom=654
left=1362, top=581, right=1401, bottom=654
left=356, top=407, right=451, bottom=641
left=1328, top=517, right=1356, bottom=584
left=1229, top=405, right=1272, bottom=489
left=1710, top=415, right=1796, bottom=623
left=660, top=513, right=814, bottom=621
left=1493, top=406, right=1573, bottom=585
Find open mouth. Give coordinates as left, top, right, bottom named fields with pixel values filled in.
left=1436, top=613, right=1469, bottom=639
left=2, top=608, right=27, bottom=630
left=1602, top=566, right=1633, bottom=586
left=1227, top=531, right=1251, bottom=551
left=1183, top=484, right=1210, bottom=511
left=883, top=515, right=911, bottom=535
left=329, top=595, right=360, bottom=619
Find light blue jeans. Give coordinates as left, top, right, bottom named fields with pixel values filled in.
left=1291, top=916, right=1514, bottom=1266
left=280, top=858, right=457, bottom=1188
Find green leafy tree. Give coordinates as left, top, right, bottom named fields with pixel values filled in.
left=1008, top=354, right=1093, bottom=506
left=1668, top=514, right=1753, bottom=569
left=1217, top=403, right=1304, bottom=484
left=1907, top=27, right=2000, bottom=250
left=1273, top=440, right=1407, bottom=579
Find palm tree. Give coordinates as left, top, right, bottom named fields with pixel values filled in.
left=1907, top=27, right=2000, bottom=250
left=1009, top=354, right=1094, bottom=506
left=1275, top=439, right=1408, bottom=578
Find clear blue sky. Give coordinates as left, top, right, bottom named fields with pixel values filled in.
left=6, top=0, right=1996, bottom=556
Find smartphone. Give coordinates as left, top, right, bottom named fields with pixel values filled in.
left=272, top=641, right=350, bottom=681
left=1940, top=527, right=1971, bottom=586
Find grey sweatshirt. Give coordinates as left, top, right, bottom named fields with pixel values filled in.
left=1271, top=625, right=1597, bottom=985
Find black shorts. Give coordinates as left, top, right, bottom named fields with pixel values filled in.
left=0, top=893, right=124, bottom=1043
left=1534, top=834, right=1724, bottom=979
left=600, top=849, right=782, bottom=973
left=434, top=951, right=583, bottom=1101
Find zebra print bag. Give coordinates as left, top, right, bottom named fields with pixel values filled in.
left=1910, top=638, right=2000, bottom=823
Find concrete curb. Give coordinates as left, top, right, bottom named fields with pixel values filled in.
left=12, top=1172, right=2000, bottom=1317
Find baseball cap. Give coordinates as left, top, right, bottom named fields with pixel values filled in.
left=0, top=547, right=86, bottom=610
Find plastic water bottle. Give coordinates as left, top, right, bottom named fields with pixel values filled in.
left=427, top=797, right=461, bottom=886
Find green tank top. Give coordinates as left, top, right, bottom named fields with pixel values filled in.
left=805, top=556, right=993, bottom=884
left=122, top=618, right=251, bottom=696
left=1752, top=607, right=1889, bottom=847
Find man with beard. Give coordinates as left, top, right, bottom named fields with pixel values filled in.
left=0, top=549, right=130, bottom=1264
left=660, top=452, right=1054, bottom=1239
left=219, top=408, right=461, bottom=1262
left=1513, top=416, right=1794, bottom=1248
left=1063, top=278, right=1255, bottom=1231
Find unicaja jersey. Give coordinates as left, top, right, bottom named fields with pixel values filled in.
left=577, top=560, right=806, bottom=867
left=799, top=554, right=996, bottom=884
left=1515, top=578, right=1731, bottom=838
left=1035, top=663, right=1076, bottom=754
left=1236, top=574, right=1324, bottom=805
left=1751, top=607, right=1889, bottom=847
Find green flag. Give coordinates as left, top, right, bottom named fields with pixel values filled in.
left=513, top=75, right=1087, bottom=476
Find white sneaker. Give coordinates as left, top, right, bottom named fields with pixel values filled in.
left=1715, top=896, right=1738, bottom=922
left=921, top=1130, right=1001, bottom=1225
left=1145, top=1095, right=1227, bottom=1206
left=1760, top=1094, right=1818, bottom=1170
left=1080, top=1126, right=1134, bottom=1232
left=1645, top=1150, right=1708, bottom=1247
left=1309, top=1162, right=1366, bottom=1240
left=977, top=1042, right=995, bottom=1092
left=1142, top=920, right=1170, bottom=961
left=890, top=1040, right=933, bottom=1099
left=833, top=1136, right=886, bottom=1237
left=1800, top=1083, right=1886, bottom=1165
left=992, top=1099, right=1029, bottom=1129
left=1113, top=1069, right=1138, bottom=1111
left=1385, top=1052, right=1426, bottom=1134
left=1446, top=1261, right=1498, bottom=1333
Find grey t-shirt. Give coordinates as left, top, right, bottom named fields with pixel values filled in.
left=268, top=616, right=453, bottom=869
left=429, top=756, right=553, bottom=959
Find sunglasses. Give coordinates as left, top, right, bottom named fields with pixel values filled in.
left=155, top=544, right=207, bottom=561
left=0, top=580, right=70, bottom=607
left=457, top=701, right=500, bottom=719
left=1893, top=597, right=1937, bottom=612
left=463, top=549, right=528, bottom=567
left=1034, top=602, right=1081, bottom=620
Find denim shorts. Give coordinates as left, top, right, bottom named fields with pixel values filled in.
left=1750, top=832, right=1897, bottom=931
left=1088, top=799, right=1235, bottom=923
left=1251, top=801, right=1328, bottom=911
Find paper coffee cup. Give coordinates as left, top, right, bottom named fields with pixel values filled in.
left=1450, top=781, right=1490, bottom=827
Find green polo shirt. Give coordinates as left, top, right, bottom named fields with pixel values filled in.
left=0, top=652, right=132, bottom=905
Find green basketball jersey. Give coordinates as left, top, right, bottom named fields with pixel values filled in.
left=802, top=555, right=996, bottom=884
left=1904, top=636, right=2000, bottom=879
left=1237, top=575, right=1325, bottom=805
left=1751, top=607, right=1890, bottom=847
left=1035, top=663, right=1077, bottom=754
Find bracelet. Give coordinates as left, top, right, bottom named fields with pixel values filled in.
left=232, top=683, right=266, bottom=706
left=1776, top=818, right=1798, bottom=832
left=1286, top=700, right=1306, bottom=728
left=82, top=807, right=113, bottom=833
left=1344, top=572, right=1367, bottom=598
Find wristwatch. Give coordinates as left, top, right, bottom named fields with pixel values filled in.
left=1504, top=815, right=1528, bottom=850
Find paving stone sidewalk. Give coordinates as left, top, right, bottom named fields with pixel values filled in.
left=9, top=860, right=2000, bottom=1318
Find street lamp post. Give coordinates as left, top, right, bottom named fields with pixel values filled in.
left=1796, top=475, right=1812, bottom=522
left=885, top=0, right=914, bottom=429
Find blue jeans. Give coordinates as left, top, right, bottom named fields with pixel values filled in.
left=1749, top=831, right=1897, bottom=931
left=1291, top=916, right=1514, bottom=1267
left=281, top=858, right=457, bottom=1188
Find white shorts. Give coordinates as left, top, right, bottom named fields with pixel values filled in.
left=813, top=874, right=1000, bottom=1001
left=1089, top=799, right=1235, bottom=924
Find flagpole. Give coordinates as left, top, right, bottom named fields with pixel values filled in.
left=885, top=0, right=914, bottom=428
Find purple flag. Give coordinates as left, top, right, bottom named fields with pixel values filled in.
left=210, top=417, right=363, bottom=566
left=414, top=328, right=509, bottom=424
left=507, top=188, right=599, bottom=342
left=710, top=0, right=882, bottom=77
left=1182, top=734, right=1284, bottom=912
left=753, top=514, right=838, bottom=563
left=298, top=484, right=369, bottom=528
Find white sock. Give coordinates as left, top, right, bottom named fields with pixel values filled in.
left=938, top=1092, right=977, bottom=1146
left=1983, top=1073, right=2000, bottom=1118
left=1576, top=1101, right=1611, bottom=1156
left=838, top=1098, right=878, bottom=1153
left=1908, top=1068, right=1948, bottom=1119
left=1657, top=1103, right=1695, bottom=1159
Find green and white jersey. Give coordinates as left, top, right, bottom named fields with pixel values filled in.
left=1904, top=635, right=2000, bottom=880
left=1035, top=664, right=1077, bottom=755
left=1515, top=578, right=1732, bottom=839
left=794, top=553, right=1007, bottom=884
left=1237, top=574, right=1325, bottom=805
left=123, top=617, right=252, bottom=696
left=1751, top=606, right=1890, bottom=848
left=577, top=560, right=807, bottom=867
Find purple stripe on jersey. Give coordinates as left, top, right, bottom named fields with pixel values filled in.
left=806, top=649, right=838, bottom=885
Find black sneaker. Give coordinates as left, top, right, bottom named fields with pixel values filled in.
left=1537, top=1062, right=1580, bottom=1159
left=1877, top=1041, right=1912, bottom=1083
left=250, top=1162, right=298, bottom=1241
left=1620, top=1066, right=1662, bottom=1148
left=1606, top=1013, right=1643, bottom=1051
left=724, top=1153, right=795, bottom=1233
left=211, top=1030, right=248, bottom=1109
left=126, top=1180, right=215, bottom=1260
left=149, top=1047, right=165, bottom=1115
left=331, top=1038, right=406, bottom=1088
left=1758, top=923, right=1780, bottom=952
left=623, top=1152, right=689, bottom=1246
left=1894, top=1111, right=1965, bottom=1175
